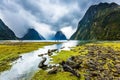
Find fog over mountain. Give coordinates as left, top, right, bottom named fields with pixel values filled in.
left=0, top=0, right=120, bottom=39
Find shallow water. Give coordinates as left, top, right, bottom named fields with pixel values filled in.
left=0, top=41, right=79, bottom=80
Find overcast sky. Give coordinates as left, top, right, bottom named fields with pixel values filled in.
left=0, top=0, right=120, bottom=39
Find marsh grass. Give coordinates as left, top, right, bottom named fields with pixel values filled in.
left=0, top=42, right=57, bottom=72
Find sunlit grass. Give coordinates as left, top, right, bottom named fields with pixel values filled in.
left=32, top=70, right=78, bottom=80
left=0, top=42, right=57, bottom=72
left=51, top=46, right=88, bottom=64
left=32, top=41, right=120, bottom=80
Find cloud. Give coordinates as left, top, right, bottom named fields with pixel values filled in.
left=61, top=26, right=77, bottom=39
left=0, top=0, right=120, bottom=39
left=31, top=21, right=56, bottom=39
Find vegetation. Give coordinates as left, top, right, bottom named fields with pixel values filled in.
left=32, top=41, right=120, bottom=80
left=0, top=42, right=57, bottom=72
left=51, top=46, right=88, bottom=64
left=0, top=19, right=17, bottom=40
left=71, top=3, right=120, bottom=40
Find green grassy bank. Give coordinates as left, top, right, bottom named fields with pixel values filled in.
left=32, top=41, right=120, bottom=80
left=0, top=42, right=57, bottom=72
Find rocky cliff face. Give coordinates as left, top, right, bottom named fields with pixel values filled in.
left=0, top=19, right=17, bottom=40
left=21, top=29, right=45, bottom=40
left=71, top=2, right=120, bottom=40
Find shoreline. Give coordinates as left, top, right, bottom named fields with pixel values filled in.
left=0, top=42, right=58, bottom=72
left=32, top=41, right=120, bottom=80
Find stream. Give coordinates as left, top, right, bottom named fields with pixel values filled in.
left=0, top=41, right=79, bottom=80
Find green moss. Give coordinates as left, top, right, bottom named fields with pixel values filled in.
left=32, top=45, right=88, bottom=80
left=32, top=70, right=79, bottom=80
left=51, top=50, right=78, bottom=64
left=32, top=41, right=120, bottom=80
left=0, top=42, right=57, bottom=72
left=51, top=45, right=88, bottom=64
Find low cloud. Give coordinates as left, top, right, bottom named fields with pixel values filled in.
left=0, top=0, right=119, bottom=39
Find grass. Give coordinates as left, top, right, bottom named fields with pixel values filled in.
left=0, top=42, right=57, bottom=72
left=32, top=41, right=120, bottom=80
left=32, top=44, right=88, bottom=80
left=51, top=46, right=88, bottom=64
left=32, top=70, right=79, bottom=80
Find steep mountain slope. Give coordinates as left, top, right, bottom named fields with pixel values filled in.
left=54, top=31, right=67, bottom=40
left=0, top=19, right=17, bottom=40
left=71, top=2, right=120, bottom=40
left=21, top=29, right=45, bottom=40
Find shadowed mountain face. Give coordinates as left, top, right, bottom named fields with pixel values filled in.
left=0, top=19, right=17, bottom=40
left=71, top=2, right=120, bottom=40
left=54, top=31, right=67, bottom=40
left=21, top=29, right=45, bottom=40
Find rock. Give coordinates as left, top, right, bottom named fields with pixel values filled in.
left=38, top=57, right=47, bottom=69
left=38, top=54, right=44, bottom=57
left=48, top=52, right=53, bottom=56
left=115, top=64, right=120, bottom=74
left=60, top=61, right=80, bottom=78
left=19, top=56, right=22, bottom=60
left=66, top=56, right=81, bottom=69
left=48, top=66, right=58, bottom=74
left=85, top=76, right=91, bottom=80
left=87, top=59, right=98, bottom=70
left=51, top=49, right=58, bottom=52
left=48, top=49, right=52, bottom=56
left=90, top=72, right=99, bottom=77
left=113, top=73, right=119, bottom=77
left=44, top=53, right=48, bottom=55
left=48, top=49, right=51, bottom=53
left=48, top=49, right=58, bottom=53
left=88, top=51, right=95, bottom=56
left=115, top=64, right=120, bottom=69
left=48, top=49, right=56, bottom=56
left=60, top=47, right=65, bottom=49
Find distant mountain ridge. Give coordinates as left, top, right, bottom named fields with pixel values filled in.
left=0, top=19, right=17, bottom=40
left=54, top=31, right=67, bottom=40
left=71, top=2, right=120, bottom=40
left=20, top=29, right=45, bottom=40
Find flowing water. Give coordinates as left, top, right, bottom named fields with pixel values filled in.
left=0, top=41, right=79, bottom=80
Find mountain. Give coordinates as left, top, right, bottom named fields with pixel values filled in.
left=54, top=31, right=67, bottom=40
left=71, top=2, right=120, bottom=40
left=0, top=19, right=17, bottom=40
left=21, top=29, right=45, bottom=40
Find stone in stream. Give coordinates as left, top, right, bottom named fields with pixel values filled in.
left=48, top=49, right=53, bottom=56
left=60, top=47, right=65, bottom=49
left=51, top=49, right=58, bottom=52
left=44, top=53, right=48, bottom=55
left=19, top=55, right=23, bottom=60
left=38, top=57, right=47, bottom=70
left=38, top=54, right=44, bottom=57
left=48, top=49, right=58, bottom=53
left=48, top=52, right=53, bottom=56
left=60, top=61, right=80, bottom=78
